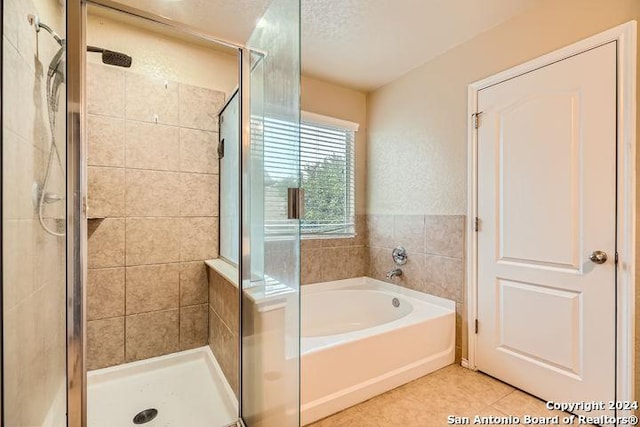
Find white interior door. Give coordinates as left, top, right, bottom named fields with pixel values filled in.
left=476, top=42, right=617, bottom=415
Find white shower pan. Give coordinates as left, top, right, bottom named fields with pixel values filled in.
left=88, top=346, right=237, bottom=427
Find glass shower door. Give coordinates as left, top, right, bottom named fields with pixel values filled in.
left=241, top=0, right=301, bottom=425
left=2, top=0, right=69, bottom=425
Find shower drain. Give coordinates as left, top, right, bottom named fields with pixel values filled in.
left=133, top=408, right=158, bottom=424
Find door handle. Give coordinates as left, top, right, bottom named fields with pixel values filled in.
left=218, top=138, right=225, bottom=159
left=589, top=251, right=608, bottom=264
left=287, top=188, right=304, bottom=220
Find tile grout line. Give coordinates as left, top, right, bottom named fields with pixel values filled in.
left=487, top=388, right=517, bottom=409
left=87, top=110, right=221, bottom=134
left=88, top=164, right=220, bottom=177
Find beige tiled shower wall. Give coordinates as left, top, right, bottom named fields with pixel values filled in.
left=300, top=214, right=368, bottom=284
left=86, top=63, right=224, bottom=369
left=207, top=268, right=239, bottom=397
left=3, top=0, right=67, bottom=423
left=367, top=214, right=466, bottom=362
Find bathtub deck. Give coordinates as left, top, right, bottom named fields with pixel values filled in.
left=308, top=364, right=578, bottom=426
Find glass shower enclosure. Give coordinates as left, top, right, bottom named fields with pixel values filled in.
left=1, top=0, right=301, bottom=425
left=241, top=0, right=301, bottom=425
left=2, top=0, right=70, bottom=425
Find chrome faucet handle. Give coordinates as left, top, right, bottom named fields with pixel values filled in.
left=392, top=247, right=407, bottom=265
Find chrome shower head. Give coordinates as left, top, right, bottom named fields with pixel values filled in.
left=87, top=46, right=132, bottom=68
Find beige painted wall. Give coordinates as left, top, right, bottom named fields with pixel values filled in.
left=367, top=0, right=640, bottom=215
left=87, top=12, right=238, bottom=95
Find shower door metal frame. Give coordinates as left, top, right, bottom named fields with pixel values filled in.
left=65, top=2, right=246, bottom=426
left=82, top=0, right=244, bottom=49
left=238, top=46, right=251, bottom=427
left=0, top=2, right=4, bottom=424
left=66, top=1, right=88, bottom=425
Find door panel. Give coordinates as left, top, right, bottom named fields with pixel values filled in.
left=477, top=42, right=617, bottom=415
left=498, top=93, right=580, bottom=269
left=497, top=279, right=582, bottom=375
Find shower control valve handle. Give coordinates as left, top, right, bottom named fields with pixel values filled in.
left=392, top=246, right=407, bottom=266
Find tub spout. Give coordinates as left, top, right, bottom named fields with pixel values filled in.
left=386, top=268, right=403, bottom=279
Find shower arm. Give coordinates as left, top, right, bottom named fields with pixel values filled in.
left=27, top=14, right=64, bottom=46
left=28, top=15, right=133, bottom=69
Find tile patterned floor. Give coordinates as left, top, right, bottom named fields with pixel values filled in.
left=309, top=364, right=587, bottom=426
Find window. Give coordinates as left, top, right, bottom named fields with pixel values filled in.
left=300, top=113, right=357, bottom=236
left=263, top=111, right=358, bottom=238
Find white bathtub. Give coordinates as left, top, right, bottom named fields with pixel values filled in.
left=300, top=277, right=456, bottom=425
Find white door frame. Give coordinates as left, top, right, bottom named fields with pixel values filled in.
left=466, top=21, right=637, bottom=403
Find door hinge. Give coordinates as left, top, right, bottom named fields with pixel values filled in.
left=615, top=252, right=619, bottom=265
left=474, top=217, right=479, bottom=232
left=475, top=319, right=479, bottom=334
left=472, top=112, right=483, bottom=129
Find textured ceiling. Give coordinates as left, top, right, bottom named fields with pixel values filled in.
left=105, top=0, right=271, bottom=45
left=106, top=0, right=535, bottom=91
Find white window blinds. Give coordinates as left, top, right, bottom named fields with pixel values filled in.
left=262, top=113, right=357, bottom=237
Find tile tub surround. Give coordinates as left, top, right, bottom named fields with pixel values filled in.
left=301, top=214, right=368, bottom=285
left=86, top=63, right=224, bottom=369
left=300, top=214, right=466, bottom=361
left=367, top=214, right=466, bottom=361
left=206, top=263, right=240, bottom=397
left=3, top=0, right=68, bottom=424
